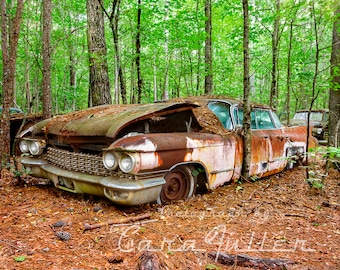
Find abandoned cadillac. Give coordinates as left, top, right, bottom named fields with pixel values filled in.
left=17, top=98, right=317, bottom=205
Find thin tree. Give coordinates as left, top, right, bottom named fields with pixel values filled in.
left=269, top=0, right=280, bottom=110
left=42, top=0, right=52, bottom=118
left=329, top=7, right=340, bottom=147
left=305, top=1, right=324, bottom=186
left=163, top=0, right=169, bottom=100
left=285, top=20, right=293, bottom=125
left=195, top=0, right=202, bottom=95
left=136, top=0, right=143, bottom=103
left=285, top=1, right=301, bottom=125
left=86, top=0, right=112, bottom=107
left=241, top=0, right=252, bottom=180
left=204, top=0, right=212, bottom=94
left=100, top=0, right=127, bottom=104
left=0, top=0, right=24, bottom=168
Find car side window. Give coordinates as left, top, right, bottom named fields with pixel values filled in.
left=234, top=108, right=256, bottom=129
left=208, top=102, right=233, bottom=130
left=254, top=109, right=275, bottom=129
left=235, top=108, right=275, bottom=129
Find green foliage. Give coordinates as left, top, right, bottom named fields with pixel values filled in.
left=14, top=256, right=26, bottom=262
left=235, top=185, right=243, bottom=192
left=192, top=167, right=204, bottom=177
left=306, top=146, right=340, bottom=189
left=323, top=146, right=340, bottom=160
left=0, top=0, right=334, bottom=112
left=205, top=263, right=221, bottom=270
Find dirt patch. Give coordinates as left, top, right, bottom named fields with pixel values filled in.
left=0, top=166, right=339, bottom=269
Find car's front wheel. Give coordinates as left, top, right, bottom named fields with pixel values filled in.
left=157, top=165, right=197, bottom=204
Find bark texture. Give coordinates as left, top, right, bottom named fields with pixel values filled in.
left=241, top=0, right=251, bottom=180
left=0, top=0, right=24, bottom=166
left=42, top=0, right=52, bottom=118
left=329, top=8, right=340, bottom=146
left=204, top=0, right=212, bottom=94
left=86, top=0, right=112, bottom=107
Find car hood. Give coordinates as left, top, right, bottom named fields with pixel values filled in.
left=42, top=102, right=197, bottom=138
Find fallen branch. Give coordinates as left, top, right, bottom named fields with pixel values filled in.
left=208, top=252, right=296, bottom=269
left=84, top=213, right=151, bottom=231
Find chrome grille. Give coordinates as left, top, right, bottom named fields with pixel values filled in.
left=46, top=147, right=111, bottom=176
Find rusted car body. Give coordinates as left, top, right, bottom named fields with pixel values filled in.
left=17, top=98, right=317, bottom=205
left=284, top=109, right=329, bottom=144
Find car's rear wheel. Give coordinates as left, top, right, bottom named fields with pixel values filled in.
left=157, top=165, right=196, bottom=204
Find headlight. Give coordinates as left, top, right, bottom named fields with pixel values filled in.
left=102, top=151, right=118, bottom=170
left=19, top=140, right=29, bottom=153
left=29, top=140, right=46, bottom=155
left=119, top=153, right=136, bottom=173
left=19, top=139, right=45, bottom=155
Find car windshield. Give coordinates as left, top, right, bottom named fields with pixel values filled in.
left=207, top=101, right=233, bottom=130
left=208, top=101, right=280, bottom=130
left=293, top=112, right=323, bottom=121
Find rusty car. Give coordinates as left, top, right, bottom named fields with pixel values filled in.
left=283, top=109, right=329, bottom=144
left=16, top=98, right=318, bottom=205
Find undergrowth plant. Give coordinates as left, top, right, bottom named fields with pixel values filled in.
left=306, top=146, right=340, bottom=189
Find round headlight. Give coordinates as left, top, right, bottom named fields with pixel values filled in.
left=29, top=141, right=41, bottom=155
left=119, top=153, right=136, bottom=173
left=19, top=140, right=29, bottom=153
left=103, top=151, right=118, bottom=170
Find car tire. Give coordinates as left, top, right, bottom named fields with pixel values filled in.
left=157, top=165, right=197, bottom=204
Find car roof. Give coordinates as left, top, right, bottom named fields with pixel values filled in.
left=296, top=109, right=329, bottom=113
left=168, top=96, right=272, bottom=109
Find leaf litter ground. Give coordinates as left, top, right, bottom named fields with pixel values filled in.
left=0, top=165, right=339, bottom=269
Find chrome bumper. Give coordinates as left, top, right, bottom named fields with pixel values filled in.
left=19, top=157, right=165, bottom=205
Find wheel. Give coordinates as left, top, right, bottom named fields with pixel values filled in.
left=157, top=165, right=196, bottom=204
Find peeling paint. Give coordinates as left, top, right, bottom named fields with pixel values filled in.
left=17, top=98, right=317, bottom=205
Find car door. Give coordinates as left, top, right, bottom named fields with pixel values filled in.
left=233, top=107, right=271, bottom=177
left=248, top=109, right=272, bottom=176
left=251, top=108, right=287, bottom=177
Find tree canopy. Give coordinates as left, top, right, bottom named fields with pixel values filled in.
left=0, top=0, right=338, bottom=117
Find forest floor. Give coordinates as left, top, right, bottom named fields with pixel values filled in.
left=0, top=160, right=339, bottom=270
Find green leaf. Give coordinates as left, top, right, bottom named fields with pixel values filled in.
left=205, top=263, right=221, bottom=270
left=235, top=185, right=243, bottom=192
left=14, top=256, right=26, bottom=262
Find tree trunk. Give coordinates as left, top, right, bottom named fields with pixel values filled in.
left=153, top=53, right=157, bottom=102
left=196, top=0, right=201, bottom=95
left=0, top=0, right=24, bottom=167
left=42, top=0, right=52, bottom=118
left=102, top=0, right=127, bottom=104
left=86, top=0, right=112, bottom=107
left=163, top=0, right=169, bottom=100
left=241, top=0, right=251, bottom=181
left=329, top=7, right=340, bottom=146
left=204, top=0, right=212, bottom=94
left=306, top=2, right=322, bottom=185
left=136, top=0, right=143, bottom=104
left=269, top=0, right=280, bottom=110
left=285, top=20, right=293, bottom=125
left=70, top=52, right=77, bottom=111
